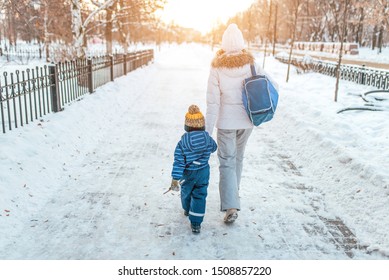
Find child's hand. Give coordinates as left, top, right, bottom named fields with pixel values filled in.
left=170, top=179, right=181, bottom=191
left=163, top=179, right=185, bottom=194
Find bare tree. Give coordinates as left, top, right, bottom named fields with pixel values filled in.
left=286, top=0, right=302, bottom=83
left=263, top=0, right=273, bottom=68
left=70, top=0, right=116, bottom=58
left=272, top=2, right=278, bottom=55
left=356, top=5, right=365, bottom=45
left=95, top=0, right=166, bottom=52
left=3, top=0, right=18, bottom=46
left=105, top=2, right=115, bottom=54
left=334, top=0, right=350, bottom=102
left=375, top=0, right=388, bottom=52
left=35, top=0, right=71, bottom=61
left=243, top=5, right=255, bottom=49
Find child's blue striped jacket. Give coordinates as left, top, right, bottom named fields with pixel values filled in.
left=171, top=131, right=217, bottom=180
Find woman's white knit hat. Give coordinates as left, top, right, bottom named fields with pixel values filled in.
left=221, top=23, right=245, bottom=53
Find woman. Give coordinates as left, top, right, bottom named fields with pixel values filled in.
left=205, top=23, right=278, bottom=223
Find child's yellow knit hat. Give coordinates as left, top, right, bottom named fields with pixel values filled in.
left=185, top=105, right=205, bottom=131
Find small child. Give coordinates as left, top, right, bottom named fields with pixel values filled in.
left=170, top=105, right=217, bottom=234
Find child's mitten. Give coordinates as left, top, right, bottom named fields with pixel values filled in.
left=170, top=179, right=181, bottom=191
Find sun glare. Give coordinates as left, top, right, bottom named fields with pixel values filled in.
left=159, top=0, right=257, bottom=34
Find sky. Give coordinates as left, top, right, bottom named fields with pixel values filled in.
left=159, top=0, right=257, bottom=34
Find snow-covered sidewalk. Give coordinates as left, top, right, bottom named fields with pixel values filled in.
left=0, top=44, right=388, bottom=259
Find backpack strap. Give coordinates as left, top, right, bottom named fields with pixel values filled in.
left=250, top=64, right=256, bottom=76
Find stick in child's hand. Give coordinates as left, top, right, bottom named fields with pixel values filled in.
left=163, top=188, right=172, bottom=195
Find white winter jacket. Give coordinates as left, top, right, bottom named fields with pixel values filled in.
left=205, top=49, right=278, bottom=135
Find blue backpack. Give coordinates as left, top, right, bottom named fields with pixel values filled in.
left=242, top=64, right=279, bottom=126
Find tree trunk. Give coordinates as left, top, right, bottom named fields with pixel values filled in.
left=117, top=0, right=129, bottom=52
left=71, top=0, right=86, bottom=58
left=286, top=0, right=301, bottom=83
left=7, top=6, right=15, bottom=46
left=106, top=6, right=113, bottom=55
left=71, top=0, right=116, bottom=58
left=272, top=4, right=278, bottom=56
left=117, top=21, right=130, bottom=52
left=372, top=25, right=377, bottom=50
left=263, top=0, right=272, bottom=68
left=334, top=0, right=349, bottom=102
left=43, top=2, right=50, bottom=62
left=377, top=25, right=383, bottom=54
left=356, top=7, right=364, bottom=45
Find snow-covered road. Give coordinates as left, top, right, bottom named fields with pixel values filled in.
left=1, top=44, right=388, bottom=260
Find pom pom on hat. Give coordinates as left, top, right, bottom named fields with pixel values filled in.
left=185, top=105, right=205, bottom=132
left=221, top=23, right=245, bottom=53
left=188, top=105, right=201, bottom=115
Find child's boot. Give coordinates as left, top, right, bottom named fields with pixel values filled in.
left=191, top=222, right=201, bottom=234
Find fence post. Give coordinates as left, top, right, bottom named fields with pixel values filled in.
left=87, top=59, right=94, bottom=93
left=123, top=54, right=127, bottom=75
left=141, top=51, right=145, bottom=66
left=131, top=53, right=135, bottom=70
left=361, top=64, right=366, bottom=85
left=48, top=64, right=61, bottom=113
left=386, top=74, right=389, bottom=91
left=134, top=52, right=138, bottom=69
left=110, top=55, right=114, bottom=82
left=129, top=54, right=134, bottom=71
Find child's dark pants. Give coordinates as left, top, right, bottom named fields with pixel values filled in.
left=180, top=165, right=210, bottom=224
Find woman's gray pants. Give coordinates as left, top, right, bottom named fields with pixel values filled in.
left=217, top=128, right=253, bottom=211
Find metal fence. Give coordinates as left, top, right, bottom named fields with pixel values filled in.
left=0, top=46, right=44, bottom=62
left=0, top=49, right=154, bottom=134
left=0, top=45, right=136, bottom=63
left=275, top=55, right=389, bottom=91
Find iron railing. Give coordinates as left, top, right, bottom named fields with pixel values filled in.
left=0, top=46, right=44, bottom=62
left=275, top=55, right=389, bottom=91
left=0, top=46, right=127, bottom=62
left=0, top=49, right=154, bottom=133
